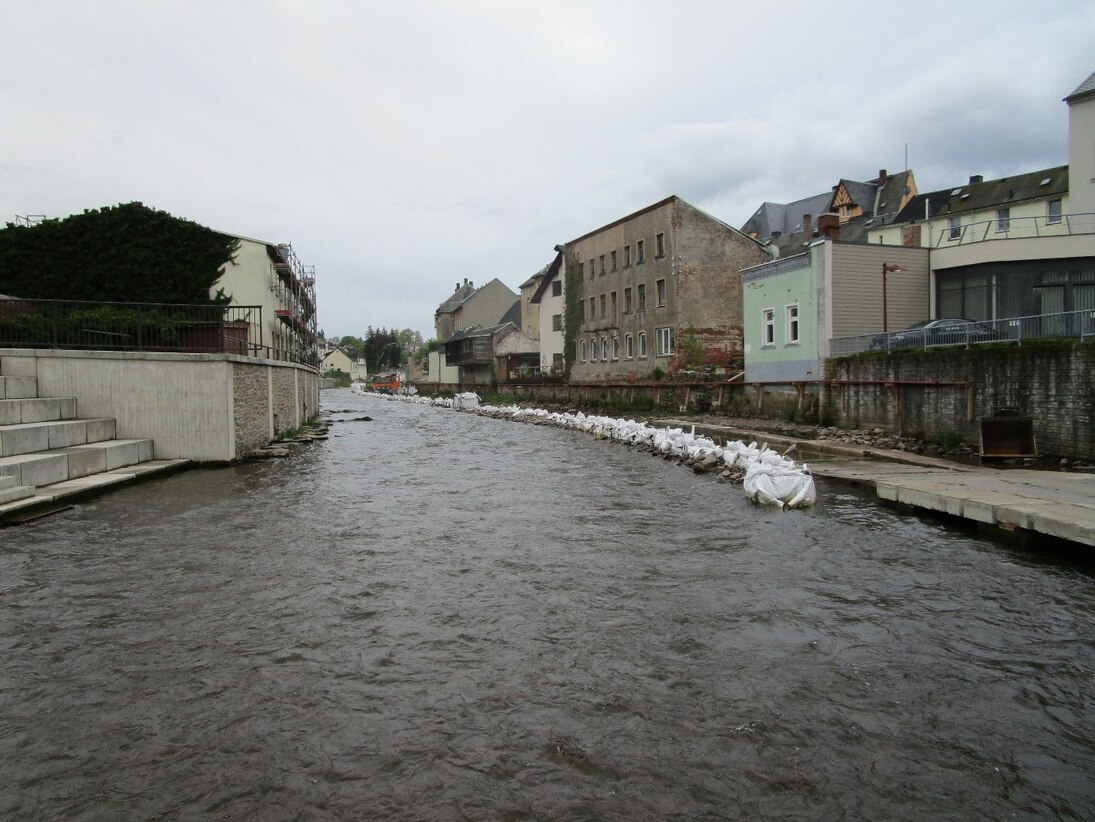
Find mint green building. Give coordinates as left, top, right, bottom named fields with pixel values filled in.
left=742, top=239, right=930, bottom=382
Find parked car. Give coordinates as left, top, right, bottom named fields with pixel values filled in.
left=871, top=318, right=998, bottom=350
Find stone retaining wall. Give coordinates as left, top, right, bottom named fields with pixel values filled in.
left=823, top=342, right=1093, bottom=459
left=413, top=341, right=1093, bottom=458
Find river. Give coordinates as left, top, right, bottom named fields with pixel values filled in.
left=2, top=387, right=1093, bottom=820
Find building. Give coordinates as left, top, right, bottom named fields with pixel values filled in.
left=867, top=69, right=1095, bottom=330
left=567, top=195, right=767, bottom=382
left=742, top=170, right=918, bottom=255
left=215, top=237, right=318, bottom=366
left=518, top=266, right=548, bottom=340
left=742, top=229, right=929, bottom=382
left=529, top=250, right=565, bottom=374
left=321, top=346, right=367, bottom=381
left=434, top=278, right=518, bottom=342
left=442, top=322, right=518, bottom=385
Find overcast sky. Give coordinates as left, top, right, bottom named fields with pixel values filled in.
left=2, top=1, right=1093, bottom=340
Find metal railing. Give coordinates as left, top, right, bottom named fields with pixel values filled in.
left=831, top=308, right=1095, bottom=355
left=0, top=298, right=275, bottom=359
left=934, top=212, right=1095, bottom=247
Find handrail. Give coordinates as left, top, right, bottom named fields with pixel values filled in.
left=933, top=211, right=1095, bottom=247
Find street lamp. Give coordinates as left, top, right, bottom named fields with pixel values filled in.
left=882, top=263, right=905, bottom=334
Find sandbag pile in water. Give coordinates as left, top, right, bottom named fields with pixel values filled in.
left=350, top=389, right=816, bottom=509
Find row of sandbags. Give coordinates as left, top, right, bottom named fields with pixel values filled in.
left=351, top=390, right=816, bottom=509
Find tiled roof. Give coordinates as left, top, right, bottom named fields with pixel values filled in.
left=1065, top=70, right=1095, bottom=103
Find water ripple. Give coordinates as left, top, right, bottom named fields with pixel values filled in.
left=1, top=388, right=1093, bottom=819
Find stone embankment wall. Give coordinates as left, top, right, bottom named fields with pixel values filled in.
left=414, top=342, right=1093, bottom=458
left=824, top=343, right=1093, bottom=459
left=6, top=348, right=319, bottom=462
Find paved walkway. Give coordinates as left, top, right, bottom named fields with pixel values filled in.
left=655, top=419, right=1095, bottom=548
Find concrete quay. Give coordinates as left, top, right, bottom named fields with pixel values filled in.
left=654, top=419, right=1095, bottom=548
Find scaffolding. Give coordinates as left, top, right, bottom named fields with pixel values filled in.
left=269, top=242, right=319, bottom=366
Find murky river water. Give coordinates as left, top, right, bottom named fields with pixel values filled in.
left=2, top=388, right=1093, bottom=820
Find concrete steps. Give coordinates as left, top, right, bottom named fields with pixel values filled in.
left=0, top=474, right=35, bottom=505
left=0, top=355, right=179, bottom=521
left=0, top=375, right=37, bottom=399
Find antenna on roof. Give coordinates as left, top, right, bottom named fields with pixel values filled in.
left=904, top=142, right=908, bottom=172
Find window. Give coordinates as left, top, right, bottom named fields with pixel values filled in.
left=996, top=208, right=1010, bottom=233
left=762, top=308, right=775, bottom=346
left=656, top=232, right=665, bottom=258
left=624, top=287, right=632, bottom=314
left=589, top=259, right=595, bottom=281
left=611, top=250, right=617, bottom=271
left=624, top=245, right=631, bottom=268
left=552, top=314, right=562, bottom=332
left=580, top=339, right=586, bottom=362
left=599, top=294, right=607, bottom=318
left=637, top=239, right=645, bottom=263
left=637, top=283, right=646, bottom=311
left=611, top=336, right=619, bottom=360
left=610, top=291, right=617, bottom=320
left=599, top=255, right=605, bottom=275
left=579, top=300, right=585, bottom=321
left=601, top=336, right=608, bottom=361
left=552, top=280, right=562, bottom=297
left=638, top=331, right=647, bottom=358
left=589, top=297, right=595, bottom=319
left=948, top=216, right=961, bottom=241
left=579, top=262, right=584, bottom=280
left=656, top=278, right=666, bottom=306
left=625, top=333, right=634, bottom=359
left=553, top=353, right=563, bottom=370
left=590, top=337, right=597, bottom=360
left=655, top=326, right=674, bottom=356
left=1048, top=199, right=1063, bottom=224
left=786, top=304, right=799, bottom=344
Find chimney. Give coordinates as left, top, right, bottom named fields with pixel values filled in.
left=802, top=213, right=813, bottom=239
left=969, top=175, right=983, bottom=185
left=817, top=213, right=840, bottom=240
left=455, top=282, right=460, bottom=291
left=878, top=169, right=888, bottom=182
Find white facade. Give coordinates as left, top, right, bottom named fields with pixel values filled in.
left=215, top=236, right=318, bottom=365
left=1067, top=71, right=1095, bottom=217
left=536, top=262, right=565, bottom=373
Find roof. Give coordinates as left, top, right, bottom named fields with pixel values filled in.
left=893, top=165, right=1068, bottom=221
left=529, top=251, right=563, bottom=304
left=743, top=170, right=916, bottom=238
left=1065, top=70, right=1095, bottom=103
left=518, top=264, right=548, bottom=290
left=499, top=299, right=521, bottom=328
left=445, top=322, right=517, bottom=343
left=436, top=282, right=476, bottom=314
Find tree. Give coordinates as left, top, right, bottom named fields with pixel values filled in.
left=0, top=202, right=239, bottom=304
left=679, top=325, right=705, bottom=370
left=362, top=327, right=401, bottom=370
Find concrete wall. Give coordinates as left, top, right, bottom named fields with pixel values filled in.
left=824, top=343, right=1094, bottom=458
left=3, top=348, right=319, bottom=461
